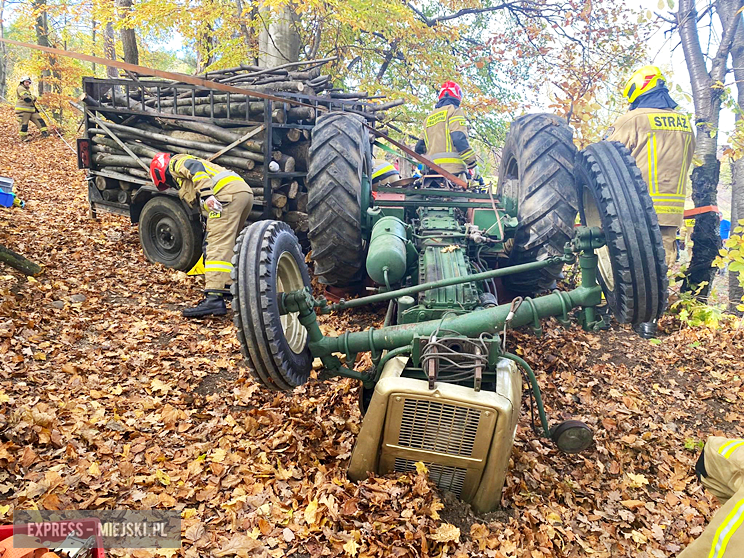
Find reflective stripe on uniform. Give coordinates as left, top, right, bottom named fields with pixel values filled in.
left=205, top=260, right=234, bottom=273
left=372, top=163, right=397, bottom=179
left=433, top=157, right=465, bottom=165
left=678, top=132, right=692, bottom=195
left=719, top=439, right=744, bottom=459
left=708, top=496, right=744, bottom=558
left=647, top=132, right=659, bottom=194
left=212, top=170, right=241, bottom=194
left=14, top=107, right=35, bottom=112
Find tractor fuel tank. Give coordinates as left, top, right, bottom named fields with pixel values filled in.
left=366, top=216, right=409, bottom=285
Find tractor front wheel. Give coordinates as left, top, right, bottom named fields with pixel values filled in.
left=576, top=141, right=668, bottom=324
left=231, top=220, right=312, bottom=390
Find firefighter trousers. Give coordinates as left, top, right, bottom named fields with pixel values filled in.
left=16, top=111, right=47, bottom=138
left=660, top=225, right=678, bottom=268
left=679, top=437, right=744, bottom=557
left=203, top=182, right=254, bottom=292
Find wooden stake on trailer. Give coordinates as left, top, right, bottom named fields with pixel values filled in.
left=87, top=110, right=151, bottom=173
left=207, top=125, right=265, bottom=162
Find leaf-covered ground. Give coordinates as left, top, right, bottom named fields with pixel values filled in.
left=1, top=105, right=743, bottom=558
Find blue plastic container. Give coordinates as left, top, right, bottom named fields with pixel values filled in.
left=0, top=176, right=15, bottom=207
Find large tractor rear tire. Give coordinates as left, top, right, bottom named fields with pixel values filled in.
left=497, top=114, right=579, bottom=295
left=306, top=112, right=371, bottom=286
left=231, top=220, right=312, bottom=390
left=576, top=141, right=667, bottom=324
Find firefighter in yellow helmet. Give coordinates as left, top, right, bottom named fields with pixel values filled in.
left=678, top=436, right=744, bottom=557
left=606, top=65, right=695, bottom=338
left=15, top=77, right=48, bottom=141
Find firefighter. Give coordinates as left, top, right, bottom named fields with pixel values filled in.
left=371, top=158, right=400, bottom=188
left=679, top=436, right=744, bottom=557
left=150, top=153, right=254, bottom=317
left=415, top=81, right=479, bottom=183
left=606, top=65, right=695, bottom=338
left=15, top=77, right=48, bottom=141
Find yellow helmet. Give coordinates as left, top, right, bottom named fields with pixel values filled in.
left=623, top=65, right=666, bottom=103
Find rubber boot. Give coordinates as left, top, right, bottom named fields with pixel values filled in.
left=41, top=131, right=49, bottom=138
left=633, top=321, right=657, bottom=339
left=182, top=293, right=227, bottom=318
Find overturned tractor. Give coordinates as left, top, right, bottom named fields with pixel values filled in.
left=231, top=112, right=667, bottom=512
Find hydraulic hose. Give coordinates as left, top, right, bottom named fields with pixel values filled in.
left=500, top=352, right=551, bottom=438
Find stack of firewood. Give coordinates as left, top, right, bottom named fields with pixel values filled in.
left=85, top=58, right=403, bottom=234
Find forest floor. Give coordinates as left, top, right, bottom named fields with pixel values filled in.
left=1, top=105, right=743, bottom=558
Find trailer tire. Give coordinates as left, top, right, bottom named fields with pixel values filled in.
left=497, top=113, right=579, bottom=295
left=139, top=196, right=202, bottom=271
left=576, top=141, right=667, bottom=324
left=231, top=220, right=312, bottom=390
left=306, top=112, right=371, bottom=285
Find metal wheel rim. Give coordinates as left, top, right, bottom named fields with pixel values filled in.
left=582, top=188, right=615, bottom=290
left=276, top=251, right=308, bottom=354
left=151, top=215, right=182, bottom=257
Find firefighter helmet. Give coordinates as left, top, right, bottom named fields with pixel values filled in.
left=623, top=66, right=665, bottom=104
left=438, top=81, right=463, bottom=101
left=20, top=77, right=31, bottom=84
left=150, top=153, right=172, bottom=191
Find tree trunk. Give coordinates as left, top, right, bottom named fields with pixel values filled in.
left=32, top=0, right=52, bottom=94
left=117, top=0, right=139, bottom=65
left=678, top=0, right=742, bottom=296
left=0, top=0, right=7, bottom=100
left=719, top=0, right=744, bottom=314
left=258, top=1, right=301, bottom=67
left=91, top=19, right=97, bottom=73
left=103, top=20, right=118, bottom=79
left=0, top=245, right=42, bottom=276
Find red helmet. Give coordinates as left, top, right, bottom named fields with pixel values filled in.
left=150, top=153, right=171, bottom=191
left=438, top=81, right=463, bottom=101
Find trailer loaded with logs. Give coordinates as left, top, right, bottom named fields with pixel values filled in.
left=78, top=65, right=402, bottom=271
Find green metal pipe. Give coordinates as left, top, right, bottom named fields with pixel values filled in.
left=500, top=352, right=551, bottom=438
left=376, top=186, right=495, bottom=200
left=309, top=284, right=602, bottom=357
left=324, top=254, right=572, bottom=312
left=375, top=200, right=494, bottom=209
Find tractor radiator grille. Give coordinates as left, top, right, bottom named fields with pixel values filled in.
left=394, top=458, right=467, bottom=496
left=398, top=398, right=481, bottom=457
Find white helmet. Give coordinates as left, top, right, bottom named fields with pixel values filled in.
left=20, top=77, right=31, bottom=84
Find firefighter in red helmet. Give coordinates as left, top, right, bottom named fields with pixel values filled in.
left=150, top=153, right=254, bottom=317
left=415, top=81, right=479, bottom=183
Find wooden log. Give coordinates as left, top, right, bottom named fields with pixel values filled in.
left=287, top=180, right=299, bottom=199
left=117, top=189, right=131, bottom=204
left=295, top=192, right=308, bottom=213
left=254, top=193, right=287, bottom=208
left=285, top=128, right=302, bottom=142
left=118, top=181, right=132, bottom=191
left=92, top=135, right=160, bottom=159
left=94, top=153, right=152, bottom=168
left=94, top=175, right=116, bottom=191
left=159, top=119, right=266, bottom=155
left=281, top=142, right=310, bottom=171
left=102, top=189, right=117, bottom=201
left=271, top=152, right=296, bottom=173
left=0, top=244, right=42, bottom=276
left=90, top=121, right=264, bottom=162
left=284, top=211, right=309, bottom=232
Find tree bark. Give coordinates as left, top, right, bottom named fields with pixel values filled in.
left=719, top=0, right=744, bottom=314
left=32, top=0, right=52, bottom=94
left=0, top=0, right=7, bottom=99
left=117, top=0, right=139, bottom=65
left=0, top=245, right=42, bottom=276
left=258, top=0, right=301, bottom=67
left=103, top=20, right=118, bottom=79
left=678, top=0, right=742, bottom=296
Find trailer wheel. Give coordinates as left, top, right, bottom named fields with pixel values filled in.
left=497, top=113, right=579, bottom=295
left=139, top=196, right=202, bottom=271
left=576, top=141, right=667, bottom=324
left=231, top=220, right=312, bottom=390
left=306, top=112, right=371, bottom=285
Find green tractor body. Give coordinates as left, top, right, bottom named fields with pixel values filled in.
left=231, top=112, right=668, bottom=512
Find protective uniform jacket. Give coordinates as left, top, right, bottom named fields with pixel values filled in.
left=607, top=107, right=695, bottom=227
left=679, top=437, right=744, bottom=557
left=415, top=98, right=477, bottom=175
left=168, top=154, right=248, bottom=208
left=15, top=85, right=37, bottom=113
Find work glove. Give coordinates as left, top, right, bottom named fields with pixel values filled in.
left=203, top=196, right=223, bottom=213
